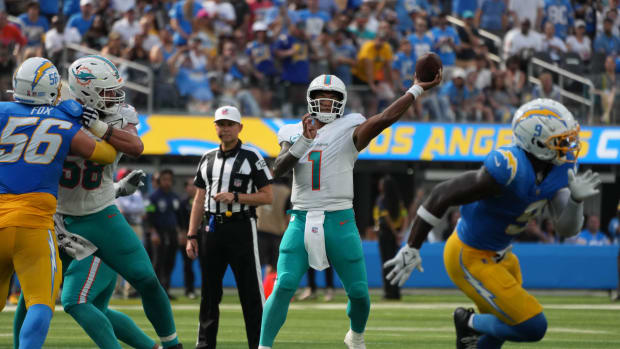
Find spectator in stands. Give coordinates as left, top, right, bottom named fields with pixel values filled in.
left=203, top=0, right=237, bottom=36
left=542, top=0, right=574, bottom=39
left=45, top=16, right=80, bottom=65
left=0, top=11, right=26, bottom=101
left=438, top=68, right=469, bottom=121
left=67, top=0, right=96, bottom=37
left=452, top=0, right=477, bottom=18
left=487, top=71, right=519, bottom=122
left=455, top=10, right=479, bottom=66
left=473, top=53, right=493, bottom=90
left=532, top=71, right=561, bottom=101
left=348, top=8, right=375, bottom=45
left=275, top=20, right=310, bottom=116
left=63, top=0, right=81, bottom=18
left=594, top=17, right=620, bottom=55
left=574, top=0, right=596, bottom=39
left=431, top=12, right=461, bottom=68
left=112, top=8, right=141, bottom=45
left=566, top=20, right=592, bottom=62
left=150, top=27, right=180, bottom=109
left=138, top=17, right=161, bottom=52
left=193, top=9, right=218, bottom=59
left=540, top=218, right=558, bottom=243
left=38, top=0, right=59, bottom=20
left=504, top=19, right=542, bottom=58
left=297, top=0, right=331, bottom=38
left=329, top=28, right=357, bottom=86
left=351, top=21, right=394, bottom=116
left=509, top=0, right=543, bottom=31
left=101, top=31, right=123, bottom=57
left=170, top=39, right=213, bottom=113
left=408, top=17, right=433, bottom=60
left=392, top=38, right=416, bottom=119
left=570, top=215, right=611, bottom=246
left=82, top=15, right=109, bottom=51
left=246, top=21, right=279, bottom=116
left=475, top=0, right=507, bottom=35
left=169, top=0, right=203, bottom=46
left=598, top=7, right=620, bottom=38
left=592, top=56, right=618, bottom=123
left=309, top=29, right=332, bottom=80
left=608, top=202, right=620, bottom=245
left=504, top=55, right=526, bottom=100
left=464, top=70, right=494, bottom=121
left=373, top=175, right=407, bottom=300
left=540, top=22, right=567, bottom=62
left=18, top=1, right=48, bottom=55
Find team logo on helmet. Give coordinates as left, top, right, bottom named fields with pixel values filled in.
left=72, top=65, right=97, bottom=86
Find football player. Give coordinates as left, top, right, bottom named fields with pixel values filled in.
left=259, top=72, right=442, bottom=349
left=13, top=55, right=181, bottom=349
left=0, top=57, right=118, bottom=348
left=385, top=99, right=601, bottom=348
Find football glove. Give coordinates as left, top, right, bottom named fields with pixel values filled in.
left=54, top=213, right=98, bottom=260
left=115, top=169, right=146, bottom=198
left=81, top=106, right=100, bottom=127
left=568, top=168, right=601, bottom=202
left=384, top=245, right=423, bottom=287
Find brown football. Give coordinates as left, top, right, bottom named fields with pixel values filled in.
left=415, top=52, right=442, bottom=82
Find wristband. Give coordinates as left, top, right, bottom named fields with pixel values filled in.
left=417, top=205, right=442, bottom=227
left=89, top=119, right=109, bottom=139
left=102, top=125, right=114, bottom=141
left=406, top=84, right=424, bottom=99
left=289, top=135, right=313, bottom=158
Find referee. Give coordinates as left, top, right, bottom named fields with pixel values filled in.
left=186, top=106, right=273, bottom=349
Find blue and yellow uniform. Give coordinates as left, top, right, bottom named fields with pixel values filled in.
left=444, top=144, right=572, bottom=325
left=0, top=100, right=82, bottom=311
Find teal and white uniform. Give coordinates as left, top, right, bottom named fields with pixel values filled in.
left=260, top=114, right=371, bottom=347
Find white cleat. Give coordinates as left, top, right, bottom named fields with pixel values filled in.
left=258, top=346, right=271, bottom=349
left=344, top=329, right=366, bottom=349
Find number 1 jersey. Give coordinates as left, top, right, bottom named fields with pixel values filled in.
left=57, top=104, right=138, bottom=216
left=277, top=113, right=365, bottom=211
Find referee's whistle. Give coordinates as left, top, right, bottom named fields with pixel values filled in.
left=225, top=211, right=232, bottom=217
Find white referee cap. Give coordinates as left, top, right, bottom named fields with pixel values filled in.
left=214, top=106, right=241, bottom=123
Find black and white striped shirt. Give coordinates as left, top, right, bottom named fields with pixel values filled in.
left=194, top=140, right=273, bottom=214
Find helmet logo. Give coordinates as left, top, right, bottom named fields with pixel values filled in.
left=32, top=60, right=54, bottom=90
left=324, top=75, right=331, bottom=85
left=73, top=66, right=96, bottom=86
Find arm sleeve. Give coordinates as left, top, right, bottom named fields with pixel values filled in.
left=548, top=187, right=584, bottom=238
left=194, top=154, right=207, bottom=189
left=251, top=151, right=273, bottom=189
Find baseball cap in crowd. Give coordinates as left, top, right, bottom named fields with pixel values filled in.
left=575, top=19, right=586, bottom=28
left=215, top=106, right=242, bottom=123
left=463, top=10, right=474, bottom=19
left=452, top=68, right=466, bottom=80
left=197, top=9, right=210, bottom=19
left=80, top=0, right=95, bottom=6
left=252, top=21, right=268, bottom=32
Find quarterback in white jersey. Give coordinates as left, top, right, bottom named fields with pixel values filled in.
left=13, top=55, right=183, bottom=349
left=259, top=72, right=442, bottom=349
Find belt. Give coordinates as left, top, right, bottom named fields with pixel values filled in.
left=206, top=211, right=252, bottom=224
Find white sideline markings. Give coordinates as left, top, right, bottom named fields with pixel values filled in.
left=3, top=302, right=620, bottom=312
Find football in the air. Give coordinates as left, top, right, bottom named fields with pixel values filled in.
left=415, top=52, right=442, bottom=82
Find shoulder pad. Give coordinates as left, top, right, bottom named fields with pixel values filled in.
left=118, top=104, right=139, bottom=125
left=57, top=100, right=83, bottom=118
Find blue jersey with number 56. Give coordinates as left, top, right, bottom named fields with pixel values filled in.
left=0, top=100, right=82, bottom=196
left=457, top=145, right=573, bottom=251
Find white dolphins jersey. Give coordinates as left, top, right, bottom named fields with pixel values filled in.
left=277, top=113, right=366, bottom=211
left=57, top=104, right=139, bottom=216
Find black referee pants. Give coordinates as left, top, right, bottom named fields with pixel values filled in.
left=197, top=217, right=264, bottom=349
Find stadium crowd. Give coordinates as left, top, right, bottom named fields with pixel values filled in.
left=0, top=0, right=618, bottom=123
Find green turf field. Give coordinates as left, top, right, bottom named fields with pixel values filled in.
left=2, top=291, right=620, bottom=348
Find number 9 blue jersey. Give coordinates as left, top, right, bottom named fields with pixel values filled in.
left=457, top=145, right=573, bottom=251
left=0, top=100, right=82, bottom=229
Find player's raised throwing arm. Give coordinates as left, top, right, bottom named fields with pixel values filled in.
left=352, top=72, right=442, bottom=152
left=273, top=114, right=317, bottom=178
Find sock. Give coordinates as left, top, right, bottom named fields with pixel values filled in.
left=19, top=304, right=53, bottom=349
left=346, top=296, right=370, bottom=333
left=258, top=346, right=272, bottom=349
left=132, top=275, right=178, bottom=347
left=472, top=312, right=547, bottom=342
left=13, top=294, right=26, bottom=349
left=477, top=334, right=505, bottom=349
left=65, top=303, right=122, bottom=349
left=259, top=284, right=296, bottom=347
left=105, top=309, right=157, bottom=349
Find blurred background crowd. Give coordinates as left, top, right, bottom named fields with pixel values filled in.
left=0, top=0, right=618, bottom=123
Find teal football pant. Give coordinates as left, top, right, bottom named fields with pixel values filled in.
left=14, top=252, right=156, bottom=349
left=260, top=209, right=370, bottom=347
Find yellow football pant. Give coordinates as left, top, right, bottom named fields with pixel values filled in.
left=0, top=227, right=61, bottom=311
left=444, top=232, right=542, bottom=325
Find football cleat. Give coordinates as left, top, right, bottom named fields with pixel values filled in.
left=344, top=329, right=366, bottom=349
left=454, top=307, right=480, bottom=349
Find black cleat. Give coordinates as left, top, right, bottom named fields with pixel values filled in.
left=454, top=307, right=480, bottom=349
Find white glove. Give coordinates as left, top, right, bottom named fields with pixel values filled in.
left=115, top=169, right=146, bottom=198
left=383, top=245, right=423, bottom=287
left=567, top=168, right=601, bottom=202
left=81, top=106, right=100, bottom=127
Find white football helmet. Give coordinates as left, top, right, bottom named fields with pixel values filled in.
left=11, top=57, right=61, bottom=105
left=68, top=55, right=125, bottom=114
left=512, top=98, right=580, bottom=165
left=307, top=74, right=347, bottom=123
